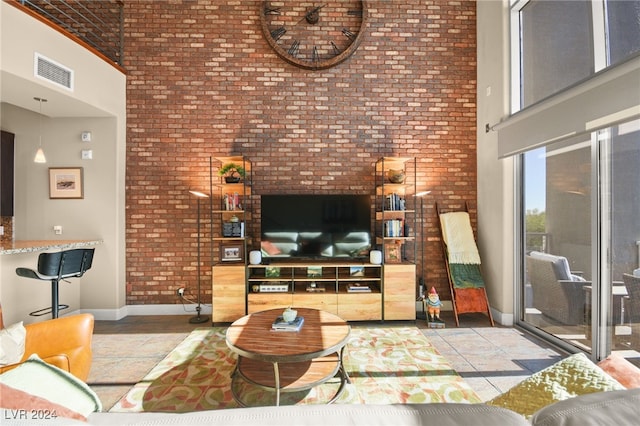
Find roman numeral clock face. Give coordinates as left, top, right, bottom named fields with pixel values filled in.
left=260, top=1, right=367, bottom=70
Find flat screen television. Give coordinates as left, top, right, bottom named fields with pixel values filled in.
left=260, top=194, right=372, bottom=260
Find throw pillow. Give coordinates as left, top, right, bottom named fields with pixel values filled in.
left=529, top=251, right=572, bottom=281
left=486, top=352, right=625, bottom=418
left=0, top=354, right=102, bottom=418
left=0, top=322, right=26, bottom=365
left=0, top=383, right=87, bottom=421
left=597, top=352, right=640, bottom=389
left=261, top=240, right=282, bottom=255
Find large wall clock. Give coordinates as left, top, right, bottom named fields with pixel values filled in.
left=260, top=1, right=368, bottom=70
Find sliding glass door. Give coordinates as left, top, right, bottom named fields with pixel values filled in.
left=522, top=136, right=594, bottom=351
left=521, top=121, right=639, bottom=360
left=600, top=121, right=640, bottom=356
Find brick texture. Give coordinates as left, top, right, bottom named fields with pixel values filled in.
left=123, top=0, right=477, bottom=305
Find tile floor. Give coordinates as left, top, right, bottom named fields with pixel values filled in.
left=416, top=312, right=564, bottom=402
left=89, top=311, right=565, bottom=409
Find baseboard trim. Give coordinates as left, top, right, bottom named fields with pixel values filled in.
left=80, top=303, right=509, bottom=325
left=81, top=304, right=212, bottom=321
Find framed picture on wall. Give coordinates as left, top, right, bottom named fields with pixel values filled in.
left=49, top=167, right=84, bottom=199
left=220, top=243, right=243, bottom=262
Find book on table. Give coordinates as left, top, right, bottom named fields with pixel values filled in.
left=271, top=315, right=304, bottom=332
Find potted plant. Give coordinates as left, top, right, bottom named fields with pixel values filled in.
left=218, top=162, right=246, bottom=183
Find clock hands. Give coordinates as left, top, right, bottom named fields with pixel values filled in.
left=293, top=4, right=326, bottom=26
left=304, top=4, right=326, bottom=25
left=268, top=4, right=326, bottom=44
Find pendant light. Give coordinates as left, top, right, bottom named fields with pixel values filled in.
left=33, top=97, right=47, bottom=163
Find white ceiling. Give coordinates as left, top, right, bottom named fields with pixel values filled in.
left=1, top=70, right=110, bottom=118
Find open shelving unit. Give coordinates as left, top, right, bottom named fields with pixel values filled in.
left=247, top=262, right=383, bottom=321
left=375, top=157, right=417, bottom=320
left=211, top=156, right=251, bottom=323
left=211, top=157, right=418, bottom=323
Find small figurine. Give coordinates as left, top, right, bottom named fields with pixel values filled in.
left=425, top=287, right=444, bottom=324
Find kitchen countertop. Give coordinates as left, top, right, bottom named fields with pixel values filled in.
left=0, top=239, right=103, bottom=255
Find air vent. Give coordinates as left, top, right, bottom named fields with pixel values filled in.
left=34, top=53, right=74, bottom=91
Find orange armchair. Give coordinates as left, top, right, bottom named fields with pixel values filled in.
left=0, top=307, right=94, bottom=381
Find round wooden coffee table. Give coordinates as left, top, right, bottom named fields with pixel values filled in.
left=225, top=307, right=351, bottom=406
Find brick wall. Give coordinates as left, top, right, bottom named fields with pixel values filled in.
left=123, top=0, right=477, bottom=305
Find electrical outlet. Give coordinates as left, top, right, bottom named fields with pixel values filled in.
left=177, top=288, right=185, bottom=296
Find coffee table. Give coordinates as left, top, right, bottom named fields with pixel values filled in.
left=225, top=307, right=351, bottom=406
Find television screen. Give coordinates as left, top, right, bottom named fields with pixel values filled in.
left=260, top=194, right=372, bottom=260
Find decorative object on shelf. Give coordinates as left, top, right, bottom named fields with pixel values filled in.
left=384, top=243, right=402, bottom=264
left=220, top=242, right=244, bottom=262
left=282, top=306, right=297, bottom=323
left=265, top=266, right=281, bottom=278
left=350, top=266, right=364, bottom=277
left=387, top=169, right=405, bottom=183
left=222, top=221, right=244, bottom=237
left=249, top=250, right=262, bottom=265
left=306, top=282, right=325, bottom=292
left=369, top=250, right=382, bottom=265
left=188, top=190, right=210, bottom=324
left=33, top=97, right=47, bottom=163
left=49, top=167, right=84, bottom=199
left=259, top=0, right=367, bottom=70
left=307, top=266, right=322, bottom=278
left=218, top=162, right=246, bottom=183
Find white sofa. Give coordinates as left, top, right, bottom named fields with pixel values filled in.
left=3, top=389, right=640, bottom=425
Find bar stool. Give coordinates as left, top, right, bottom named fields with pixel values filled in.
left=16, top=248, right=95, bottom=319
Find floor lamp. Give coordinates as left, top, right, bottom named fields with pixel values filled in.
left=415, top=191, right=431, bottom=318
left=189, top=190, right=210, bottom=324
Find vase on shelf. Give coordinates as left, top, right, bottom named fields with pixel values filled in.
left=387, top=169, right=405, bottom=183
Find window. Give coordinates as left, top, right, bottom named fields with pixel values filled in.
left=509, top=0, right=640, bottom=360
left=606, top=0, right=640, bottom=66
left=518, top=0, right=640, bottom=108
left=520, top=0, right=594, bottom=107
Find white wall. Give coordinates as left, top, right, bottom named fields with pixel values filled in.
left=476, top=0, right=515, bottom=325
left=0, top=1, right=127, bottom=323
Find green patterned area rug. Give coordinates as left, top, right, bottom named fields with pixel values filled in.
left=110, top=326, right=480, bottom=413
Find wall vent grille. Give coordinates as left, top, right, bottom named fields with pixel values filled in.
left=34, top=53, right=74, bottom=91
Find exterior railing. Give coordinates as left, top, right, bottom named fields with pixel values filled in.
left=17, top=0, right=124, bottom=66
left=526, top=232, right=551, bottom=254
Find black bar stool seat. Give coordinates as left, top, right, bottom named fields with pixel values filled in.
left=16, top=248, right=95, bottom=319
